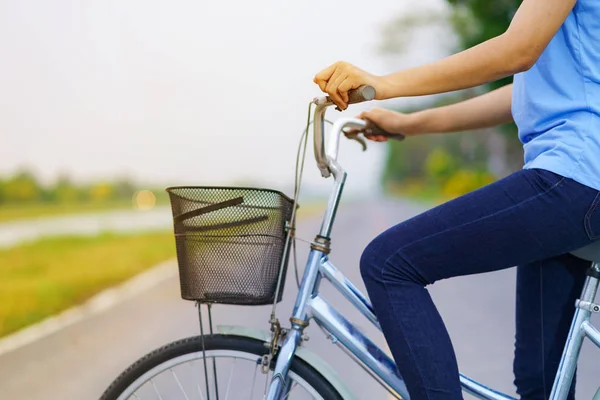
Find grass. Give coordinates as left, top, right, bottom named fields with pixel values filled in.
left=0, top=201, right=135, bottom=223
left=0, top=231, right=175, bottom=338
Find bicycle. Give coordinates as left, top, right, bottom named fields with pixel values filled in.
left=100, top=86, right=600, bottom=400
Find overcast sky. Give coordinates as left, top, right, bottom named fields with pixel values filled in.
left=0, top=0, right=449, bottom=196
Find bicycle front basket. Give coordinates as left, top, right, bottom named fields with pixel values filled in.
left=166, top=187, right=294, bottom=305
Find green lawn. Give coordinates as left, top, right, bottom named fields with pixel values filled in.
left=0, top=231, right=175, bottom=338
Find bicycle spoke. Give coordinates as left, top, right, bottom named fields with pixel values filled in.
left=170, top=368, right=191, bottom=400
left=212, top=357, right=220, bottom=400
left=282, top=382, right=299, bottom=400
left=197, top=383, right=205, bottom=400
left=248, top=363, right=259, bottom=400
left=191, top=360, right=206, bottom=400
left=104, top=346, right=327, bottom=400
left=150, top=379, right=164, bottom=400
left=224, top=358, right=237, bottom=400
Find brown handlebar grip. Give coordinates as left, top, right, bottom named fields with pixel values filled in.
left=365, top=122, right=405, bottom=141
left=327, top=85, right=376, bottom=106
left=347, top=85, right=376, bottom=104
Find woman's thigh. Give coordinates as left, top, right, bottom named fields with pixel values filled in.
left=361, top=168, right=600, bottom=285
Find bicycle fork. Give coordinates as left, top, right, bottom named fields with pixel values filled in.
left=266, top=152, right=346, bottom=399
left=265, top=248, right=325, bottom=400
left=550, top=263, right=600, bottom=399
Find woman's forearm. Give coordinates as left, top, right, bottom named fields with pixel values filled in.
left=379, top=36, right=526, bottom=100
left=408, top=84, right=514, bottom=135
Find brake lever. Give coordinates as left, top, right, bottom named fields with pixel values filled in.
left=343, top=129, right=368, bottom=151
left=345, top=122, right=406, bottom=143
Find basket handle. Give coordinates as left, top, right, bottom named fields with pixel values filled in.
left=178, top=215, right=270, bottom=233
left=174, top=197, right=244, bottom=223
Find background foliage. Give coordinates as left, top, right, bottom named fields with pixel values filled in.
left=0, top=169, right=154, bottom=205
left=381, top=0, right=524, bottom=200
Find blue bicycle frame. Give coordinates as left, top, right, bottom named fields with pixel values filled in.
left=265, top=95, right=600, bottom=400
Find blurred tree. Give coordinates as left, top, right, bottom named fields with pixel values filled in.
left=425, top=147, right=457, bottom=183
left=0, top=169, right=161, bottom=207
left=51, top=175, right=81, bottom=203
left=442, top=168, right=496, bottom=198
left=112, top=178, right=136, bottom=200
left=3, top=170, right=42, bottom=203
left=0, top=178, right=6, bottom=204
left=447, top=0, right=523, bottom=168
left=88, top=183, right=113, bottom=202
left=447, top=0, right=519, bottom=92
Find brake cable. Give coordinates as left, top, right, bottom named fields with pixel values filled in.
left=262, top=102, right=334, bottom=376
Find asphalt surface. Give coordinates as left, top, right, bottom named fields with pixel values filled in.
left=0, top=198, right=598, bottom=399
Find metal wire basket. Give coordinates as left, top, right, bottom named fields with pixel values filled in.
left=166, top=187, right=295, bottom=305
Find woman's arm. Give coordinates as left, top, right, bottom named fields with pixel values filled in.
left=359, top=84, right=514, bottom=141
left=315, top=0, right=576, bottom=110
left=409, top=84, right=514, bottom=134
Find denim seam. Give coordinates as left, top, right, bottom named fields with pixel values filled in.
left=584, top=191, right=600, bottom=240
left=378, top=259, right=431, bottom=399
left=384, top=176, right=566, bottom=280
left=531, top=169, right=566, bottom=191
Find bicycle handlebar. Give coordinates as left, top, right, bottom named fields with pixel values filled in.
left=312, top=85, right=403, bottom=178
left=313, top=85, right=376, bottom=107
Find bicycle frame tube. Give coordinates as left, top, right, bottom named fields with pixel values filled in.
left=307, top=285, right=408, bottom=398
left=550, top=264, right=600, bottom=400
left=319, top=260, right=380, bottom=330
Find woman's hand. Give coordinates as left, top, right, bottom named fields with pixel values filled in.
left=358, top=108, right=418, bottom=142
left=313, top=61, right=386, bottom=110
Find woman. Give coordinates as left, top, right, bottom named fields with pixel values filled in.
left=314, top=0, right=600, bottom=399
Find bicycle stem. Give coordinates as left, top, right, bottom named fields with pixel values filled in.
left=312, top=98, right=369, bottom=238
left=312, top=85, right=375, bottom=178
left=318, top=160, right=346, bottom=238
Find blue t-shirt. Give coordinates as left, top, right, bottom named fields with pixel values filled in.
left=512, top=0, right=600, bottom=190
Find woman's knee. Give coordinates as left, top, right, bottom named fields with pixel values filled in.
left=360, top=235, right=385, bottom=283
left=360, top=229, right=431, bottom=287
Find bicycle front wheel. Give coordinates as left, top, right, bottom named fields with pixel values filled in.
left=100, top=334, right=343, bottom=400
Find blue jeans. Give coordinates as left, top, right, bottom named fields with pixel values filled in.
left=360, top=169, right=600, bottom=400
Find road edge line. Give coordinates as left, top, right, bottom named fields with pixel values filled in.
left=0, top=259, right=178, bottom=357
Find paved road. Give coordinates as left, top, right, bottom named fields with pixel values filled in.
left=0, top=199, right=598, bottom=399
left=0, top=207, right=172, bottom=248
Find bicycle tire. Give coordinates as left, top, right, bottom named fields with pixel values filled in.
left=100, top=334, right=344, bottom=400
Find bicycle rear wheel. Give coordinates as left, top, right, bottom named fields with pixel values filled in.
left=100, top=334, right=343, bottom=400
